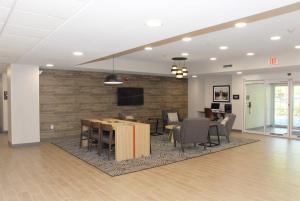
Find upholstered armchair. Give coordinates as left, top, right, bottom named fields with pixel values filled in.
left=173, top=118, right=209, bottom=152
left=209, top=114, right=236, bottom=143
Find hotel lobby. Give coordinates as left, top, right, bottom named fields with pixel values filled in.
left=1, top=0, right=300, bottom=200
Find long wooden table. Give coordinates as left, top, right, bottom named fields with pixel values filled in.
left=85, top=118, right=150, bottom=161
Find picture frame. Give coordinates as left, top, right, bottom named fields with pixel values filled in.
left=213, top=85, right=230, bottom=102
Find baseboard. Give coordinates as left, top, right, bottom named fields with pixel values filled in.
left=8, top=141, right=40, bottom=148
left=232, top=129, right=242, bottom=132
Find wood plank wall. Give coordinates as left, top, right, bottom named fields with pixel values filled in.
left=40, top=69, right=188, bottom=139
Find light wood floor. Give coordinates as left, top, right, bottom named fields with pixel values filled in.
left=0, top=133, right=300, bottom=201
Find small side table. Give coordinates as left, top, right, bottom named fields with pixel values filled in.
left=208, top=123, right=220, bottom=147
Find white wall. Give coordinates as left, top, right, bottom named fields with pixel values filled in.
left=7, top=64, right=40, bottom=145
left=188, top=76, right=205, bottom=118
left=203, top=75, right=232, bottom=109
left=188, top=75, right=232, bottom=118
left=231, top=75, right=244, bottom=130
left=1, top=73, right=8, bottom=132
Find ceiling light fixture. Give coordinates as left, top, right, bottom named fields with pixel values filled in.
left=192, top=75, right=197, bottom=78
left=210, top=57, right=217, bottom=61
left=237, top=71, right=243, bottom=75
left=181, top=52, right=189, bottom=56
left=295, top=45, right=300, bottom=49
left=171, top=57, right=188, bottom=79
left=182, top=37, right=192, bottom=42
left=104, top=56, right=123, bottom=85
left=46, top=64, right=54, bottom=67
left=73, top=51, right=83, bottom=56
left=145, top=19, right=163, bottom=27
left=144, top=46, right=153, bottom=51
left=270, top=36, right=281, bottom=41
left=235, top=22, right=247, bottom=28
left=246, top=52, right=255, bottom=56
left=219, top=46, right=228, bottom=50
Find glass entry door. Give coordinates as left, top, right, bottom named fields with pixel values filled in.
left=244, top=82, right=266, bottom=134
left=291, top=83, right=300, bottom=138
left=265, top=81, right=289, bottom=137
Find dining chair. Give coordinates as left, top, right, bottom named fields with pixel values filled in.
left=80, top=120, right=91, bottom=149
left=88, top=121, right=100, bottom=151
left=99, top=123, right=115, bottom=160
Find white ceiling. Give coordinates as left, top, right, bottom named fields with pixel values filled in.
left=0, top=0, right=299, bottom=74
left=122, top=10, right=300, bottom=64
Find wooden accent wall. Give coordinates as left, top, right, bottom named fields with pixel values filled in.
left=40, top=69, right=188, bottom=139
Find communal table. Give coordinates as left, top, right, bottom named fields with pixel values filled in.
left=85, top=118, right=150, bottom=161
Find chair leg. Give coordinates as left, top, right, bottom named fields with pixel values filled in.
left=79, top=132, right=82, bottom=148
left=108, top=143, right=111, bottom=160
left=226, top=135, right=230, bottom=143
left=174, top=140, right=176, bottom=147
left=181, top=143, right=184, bottom=152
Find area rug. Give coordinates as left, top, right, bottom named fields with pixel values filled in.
left=51, top=135, right=258, bottom=177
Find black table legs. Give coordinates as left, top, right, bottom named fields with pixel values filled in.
left=207, top=124, right=220, bottom=147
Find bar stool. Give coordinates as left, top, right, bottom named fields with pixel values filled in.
left=88, top=121, right=100, bottom=151
left=80, top=120, right=91, bottom=149
left=99, top=124, right=115, bottom=160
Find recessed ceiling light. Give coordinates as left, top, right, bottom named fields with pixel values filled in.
left=246, top=52, right=255, bottom=56
left=237, top=71, right=243, bottom=75
left=270, top=36, right=281, bottom=41
left=295, top=45, right=300, bottom=49
left=219, top=46, right=228, bottom=50
left=182, top=37, right=192, bottom=42
left=145, top=19, right=163, bottom=27
left=73, top=51, right=83, bottom=56
left=46, top=64, right=54, bottom=67
left=192, top=75, right=197, bottom=78
left=144, top=46, right=153, bottom=51
left=210, top=57, right=217, bottom=61
left=235, top=22, right=247, bottom=28
left=181, top=52, right=189, bottom=56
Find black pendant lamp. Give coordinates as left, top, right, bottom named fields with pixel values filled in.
left=104, top=56, right=123, bottom=85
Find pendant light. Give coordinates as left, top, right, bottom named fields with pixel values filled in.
left=171, top=57, right=188, bottom=79
left=104, top=56, right=123, bottom=85
left=171, top=61, right=178, bottom=74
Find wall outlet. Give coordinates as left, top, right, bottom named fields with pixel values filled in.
left=50, top=125, right=54, bottom=130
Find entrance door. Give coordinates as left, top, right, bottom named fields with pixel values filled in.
left=244, top=82, right=265, bottom=134
left=291, top=83, right=300, bottom=138
left=265, top=82, right=289, bottom=137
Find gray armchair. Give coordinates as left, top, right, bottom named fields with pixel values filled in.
left=173, top=118, right=209, bottom=152
left=209, top=114, right=236, bottom=143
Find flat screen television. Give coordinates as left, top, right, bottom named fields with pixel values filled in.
left=117, top=87, right=144, bottom=106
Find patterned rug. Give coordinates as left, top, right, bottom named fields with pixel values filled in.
left=51, top=135, right=258, bottom=177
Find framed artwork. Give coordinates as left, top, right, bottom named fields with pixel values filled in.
left=213, top=85, right=230, bottom=102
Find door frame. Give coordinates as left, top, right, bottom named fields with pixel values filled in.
left=243, top=79, right=295, bottom=138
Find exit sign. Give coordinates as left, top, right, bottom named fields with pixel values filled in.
left=269, top=57, right=278, bottom=65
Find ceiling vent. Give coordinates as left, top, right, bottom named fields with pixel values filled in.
left=223, top=64, right=233, bottom=68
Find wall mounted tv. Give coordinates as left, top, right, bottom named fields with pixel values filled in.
left=117, top=87, right=144, bottom=106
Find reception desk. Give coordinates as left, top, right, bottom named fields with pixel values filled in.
left=86, top=118, right=150, bottom=161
